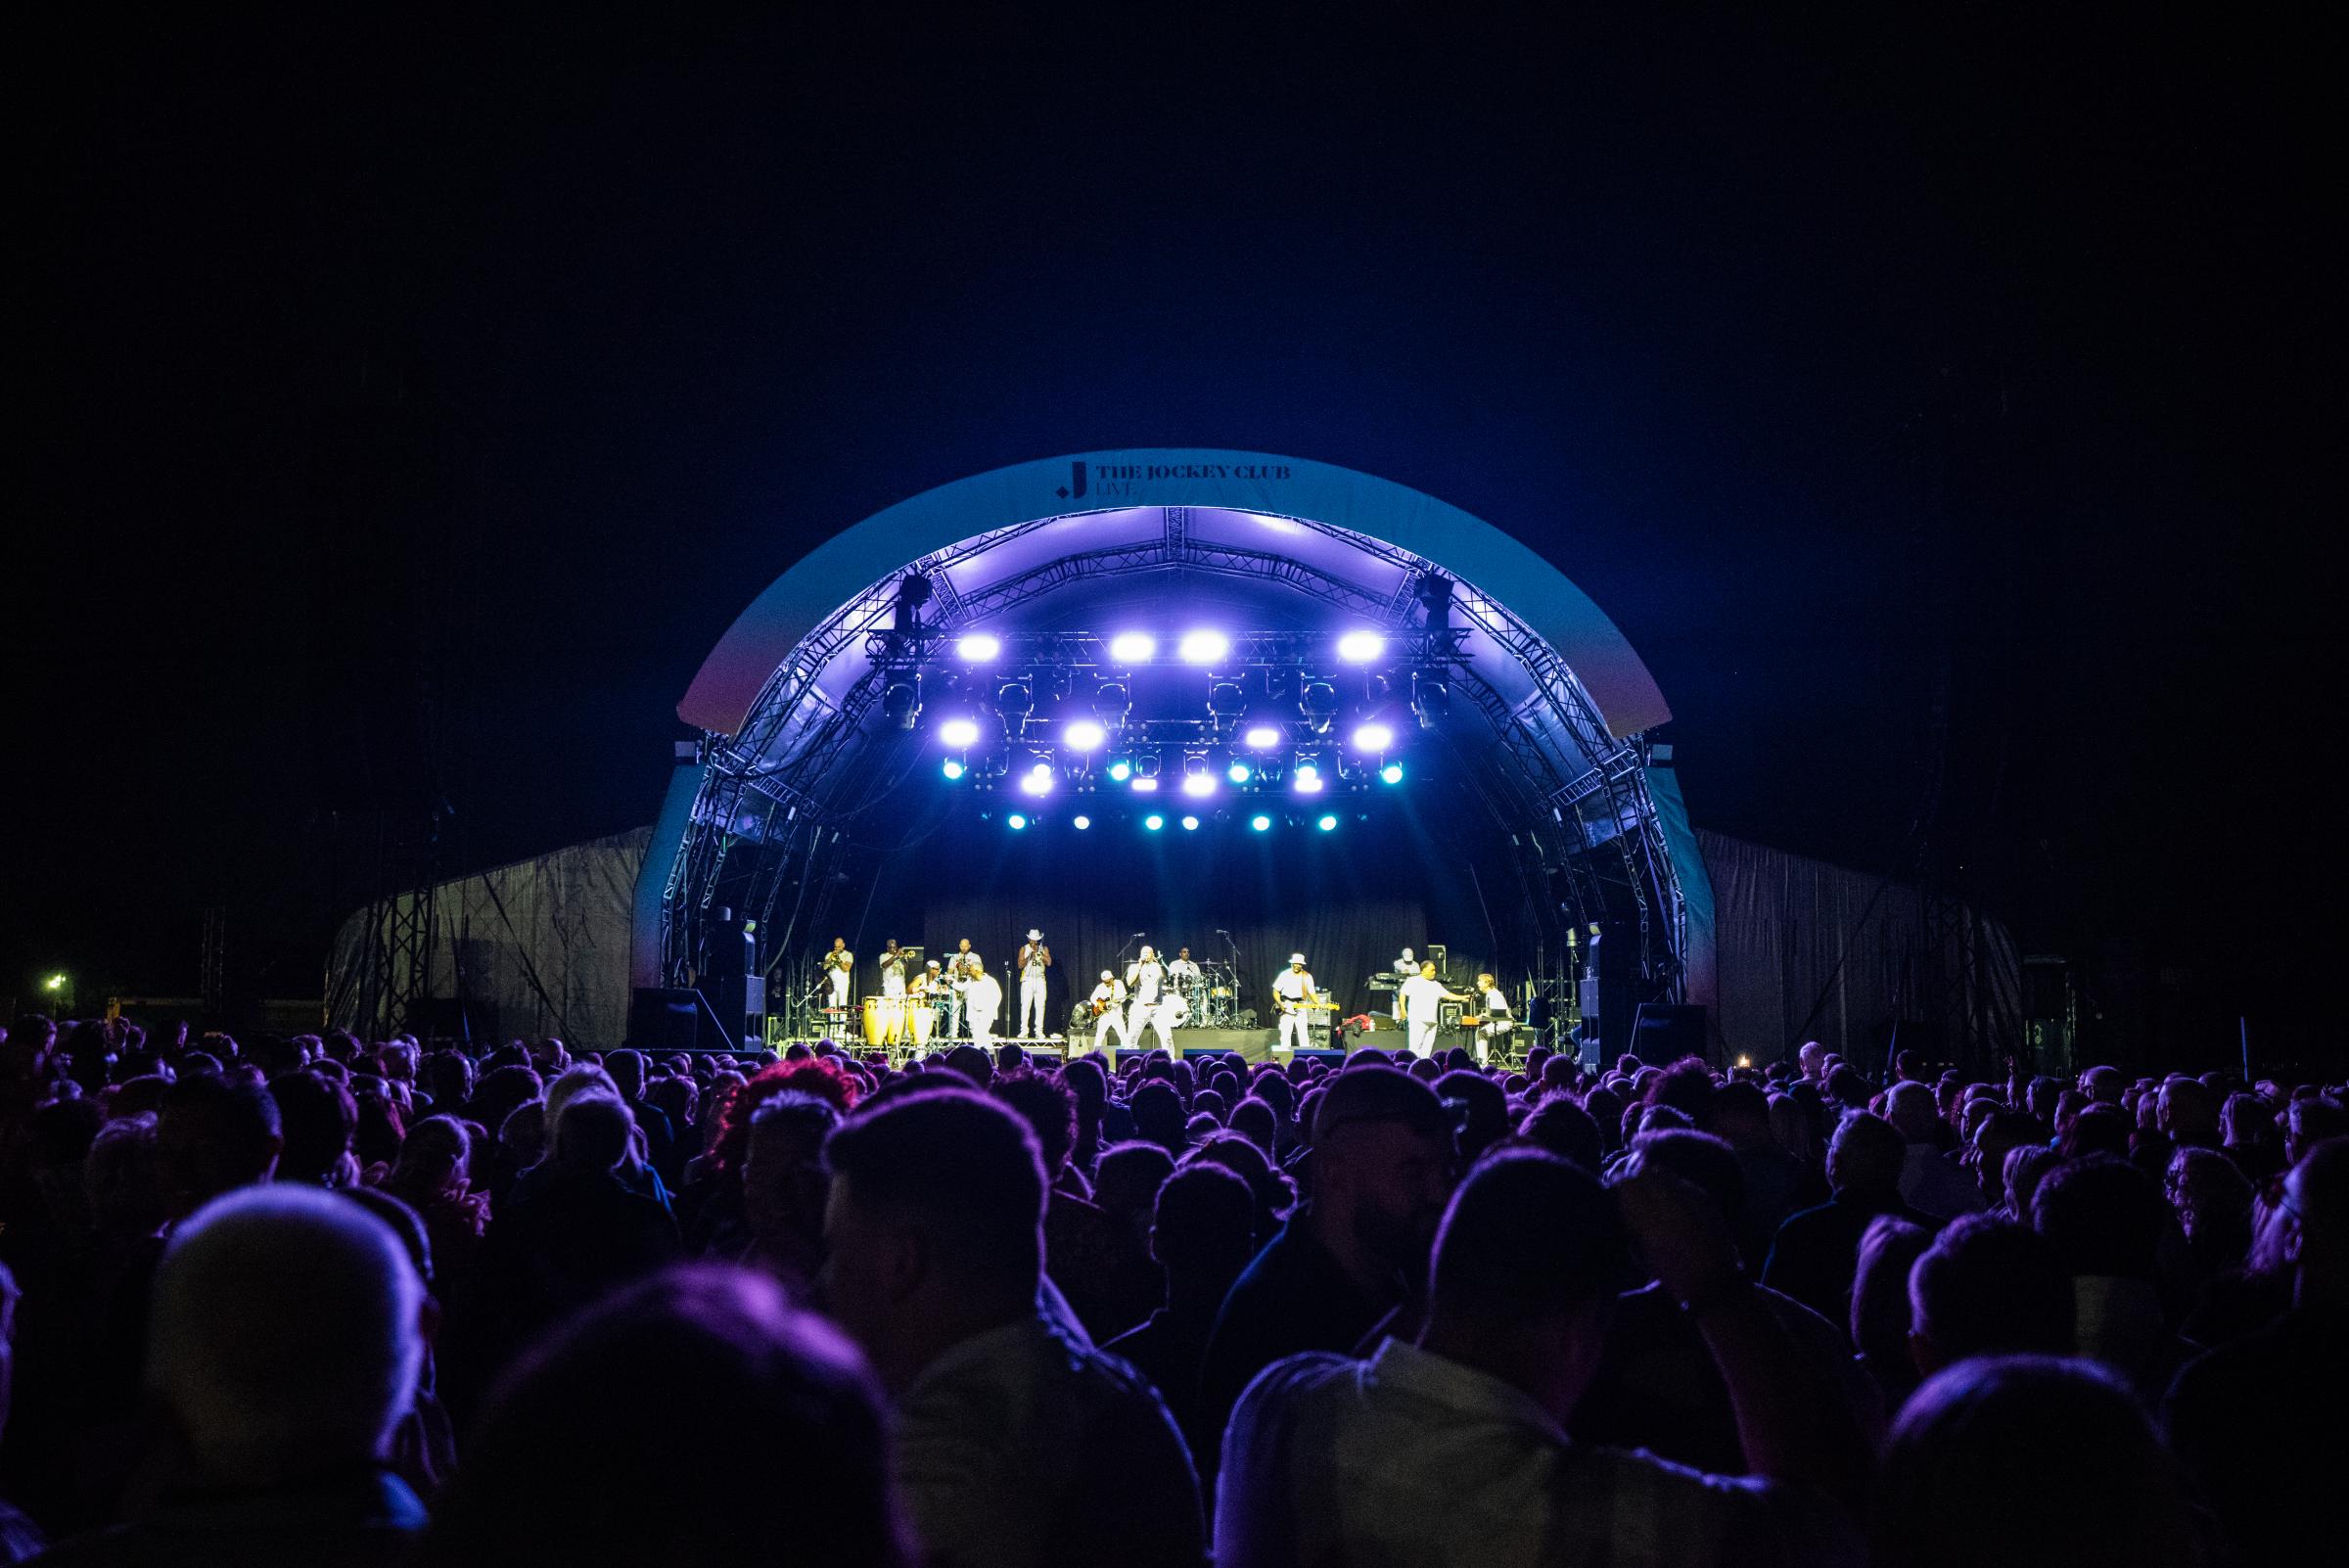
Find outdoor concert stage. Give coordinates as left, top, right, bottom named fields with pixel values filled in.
left=327, top=449, right=2022, bottom=1068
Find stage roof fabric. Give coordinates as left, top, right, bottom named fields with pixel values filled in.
left=680, top=449, right=1669, bottom=741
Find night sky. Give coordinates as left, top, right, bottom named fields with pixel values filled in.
left=15, top=9, right=2336, bottom=1062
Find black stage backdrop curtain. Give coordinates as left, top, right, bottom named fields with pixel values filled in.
left=846, top=807, right=1497, bottom=1030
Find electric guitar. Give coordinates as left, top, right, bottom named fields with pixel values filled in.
left=1277, top=995, right=1338, bottom=1015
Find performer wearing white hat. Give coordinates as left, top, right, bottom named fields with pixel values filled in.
left=1126, top=944, right=1176, bottom=1058
left=1017, top=929, right=1052, bottom=1039
left=1088, top=969, right=1130, bottom=1063
left=1271, top=952, right=1321, bottom=1055
left=962, top=956, right=1003, bottom=1050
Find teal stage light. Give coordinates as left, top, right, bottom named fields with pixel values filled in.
left=1380, top=761, right=1404, bottom=784
left=1144, top=813, right=1165, bottom=832
left=942, top=758, right=966, bottom=780
left=1250, top=813, right=1272, bottom=832
left=1006, top=813, right=1029, bottom=830
left=1316, top=813, right=1339, bottom=832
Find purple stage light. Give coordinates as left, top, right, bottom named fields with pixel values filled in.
left=1243, top=723, right=1282, bottom=751
left=1019, top=764, right=1053, bottom=797
left=1177, top=628, right=1229, bottom=665
left=1063, top=718, right=1106, bottom=752
left=1181, top=772, right=1216, bottom=799
left=1130, top=776, right=1160, bottom=794
left=1108, top=631, right=1156, bottom=664
left=955, top=632, right=1001, bottom=662
left=939, top=716, right=982, bottom=749
left=1293, top=761, right=1325, bottom=796
left=1352, top=722, right=1395, bottom=753
left=1336, top=630, right=1386, bottom=663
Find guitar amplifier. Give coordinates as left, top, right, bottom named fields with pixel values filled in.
left=1438, top=999, right=1464, bottom=1030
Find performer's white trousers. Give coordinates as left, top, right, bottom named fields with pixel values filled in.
left=1279, top=1010, right=1313, bottom=1053
left=1128, top=1000, right=1177, bottom=1057
left=828, top=972, right=852, bottom=1010
left=1092, top=1009, right=1130, bottom=1059
left=970, top=1008, right=998, bottom=1050
left=1407, top=1018, right=1439, bottom=1058
left=1019, top=978, right=1048, bottom=1038
left=946, top=992, right=966, bottom=1038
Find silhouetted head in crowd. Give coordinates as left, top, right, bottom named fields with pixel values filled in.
left=2282, top=1134, right=2348, bottom=1311
left=1435, top=1070, right=1509, bottom=1165
left=1309, top=1067, right=1456, bottom=1291
left=1704, top=1078, right=1772, bottom=1148
left=1521, top=1095, right=1603, bottom=1174
left=991, top=1070, right=1077, bottom=1181
left=1625, top=1129, right=1744, bottom=1237
left=86, top=1111, right=165, bottom=1239
left=2159, top=1077, right=2221, bottom=1146
left=604, top=1047, right=648, bottom=1102
left=1851, top=1214, right=1933, bottom=1389
left=157, top=1074, right=282, bottom=1219
left=1152, top=1163, right=1259, bottom=1309
left=741, top=1091, right=838, bottom=1294
left=2033, top=1154, right=2168, bottom=1282
left=1419, top=1149, right=1631, bottom=1420
left=1883, top=1081, right=1941, bottom=1145
left=1644, top=1057, right=1715, bottom=1126
left=1130, top=1079, right=1188, bottom=1153
left=148, top=1184, right=425, bottom=1487
left=2002, top=1143, right=2058, bottom=1220
left=1873, top=1357, right=2208, bottom=1568
left=421, top=1267, right=909, bottom=1568
left=548, top=1090, right=635, bottom=1175
left=268, top=1069, right=358, bottom=1186
left=1825, top=1110, right=1905, bottom=1200
left=821, top=1089, right=1045, bottom=1393
left=1908, top=1214, right=2074, bottom=1373
left=1797, top=1040, right=1826, bottom=1083
left=1229, top=1095, right=1278, bottom=1157
left=2060, top=1101, right=2133, bottom=1160
left=2284, top=1096, right=2347, bottom=1166
left=2165, top=1146, right=2254, bottom=1268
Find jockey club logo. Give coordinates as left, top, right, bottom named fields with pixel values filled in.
left=1053, top=459, right=1295, bottom=502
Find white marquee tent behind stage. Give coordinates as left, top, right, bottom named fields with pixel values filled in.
left=329, top=449, right=2020, bottom=1064
left=327, top=823, right=2018, bottom=1067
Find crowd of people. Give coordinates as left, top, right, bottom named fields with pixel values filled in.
left=0, top=1010, right=2340, bottom=1566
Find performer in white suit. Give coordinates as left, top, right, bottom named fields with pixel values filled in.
left=1017, top=929, right=1052, bottom=1038
left=1126, top=945, right=1177, bottom=1059
left=1088, top=970, right=1130, bottom=1063
left=1390, top=946, right=1417, bottom=1020
left=944, top=938, right=978, bottom=1038
left=824, top=937, right=854, bottom=1012
left=963, top=957, right=1004, bottom=1050
left=1270, top=953, right=1320, bottom=1055
left=1399, top=959, right=1471, bottom=1060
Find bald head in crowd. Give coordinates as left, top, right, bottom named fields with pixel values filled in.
left=147, top=1184, right=425, bottom=1486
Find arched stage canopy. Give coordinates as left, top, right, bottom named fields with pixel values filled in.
left=639, top=450, right=1701, bottom=1031
left=327, top=449, right=2023, bottom=1065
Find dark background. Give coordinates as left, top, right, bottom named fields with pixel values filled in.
left=11, top=7, right=2338, bottom=1069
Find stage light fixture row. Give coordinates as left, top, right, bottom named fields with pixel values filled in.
left=989, top=807, right=1343, bottom=836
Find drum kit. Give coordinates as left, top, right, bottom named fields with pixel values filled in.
left=1178, top=959, right=1243, bottom=1029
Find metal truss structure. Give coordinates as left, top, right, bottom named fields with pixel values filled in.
left=659, top=506, right=1689, bottom=1020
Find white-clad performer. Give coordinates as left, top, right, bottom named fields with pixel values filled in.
left=1168, top=946, right=1203, bottom=989
left=945, top=937, right=979, bottom=1038
left=1088, top=969, right=1130, bottom=1063
left=1399, top=959, right=1471, bottom=1060
left=1126, top=945, right=1177, bottom=1059
left=1270, top=952, right=1320, bottom=1055
left=824, top=937, right=854, bottom=1012
left=962, top=957, right=1004, bottom=1049
left=1391, top=946, right=1417, bottom=1020
left=1473, top=970, right=1513, bottom=1066
left=879, top=940, right=907, bottom=999
left=1017, top=929, right=1052, bottom=1039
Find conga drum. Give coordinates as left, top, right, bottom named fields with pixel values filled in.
left=878, top=995, right=905, bottom=1044
left=908, top=997, right=937, bottom=1047
left=862, top=995, right=885, bottom=1046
